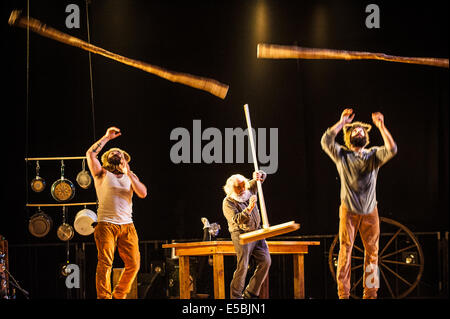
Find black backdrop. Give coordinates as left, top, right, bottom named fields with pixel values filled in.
left=2, top=0, right=449, bottom=299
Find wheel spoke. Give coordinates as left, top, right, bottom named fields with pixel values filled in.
left=350, top=275, right=363, bottom=292
left=379, top=266, right=395, bottom=298
left=351, top=255, right=364, bottom=260
left=380, top=262, right=412, bottom=287
left=381, top=259, right=421, bottom=267
left=379, top=228, right=402, bottom=257
left=380, top=244, right=417, bottom=259
left=351, top=263, right=363, bottom=271
left=353, top=244, right=364, bottom=254
left=332, top=253, right=364, bottom=260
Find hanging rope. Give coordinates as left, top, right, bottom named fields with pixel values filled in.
left=25, top=0, right=30, bottom=211
left=85, top=0, right=96, bottom=141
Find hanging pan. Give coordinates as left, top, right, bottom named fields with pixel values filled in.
left=76, top=159, right=92, bottom=189
left=57, top=223, right=74, bottom=241
left=51, top=160, right=75, bottom=202
left=28, top=208, right=53, bottom=238
left=57, top=206, right=74, bottom=241
left=30, top=161, right=46, bottom=193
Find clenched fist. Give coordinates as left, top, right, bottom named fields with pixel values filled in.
left=340, top=108, right=355, bottom=125
left=372, top=112, right=384, bottom=128
left=105, top=127, right=122, bottom=140
left=247, top=195, right=257, bottom=212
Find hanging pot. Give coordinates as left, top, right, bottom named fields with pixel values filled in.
left=74, top=208, right=97, bottom=236
left=30, top=161, right=46, bottom=193
left=76, top=159, right=92, bottom=189
left=51, top=161, right=75, bottom=202
left=57, top=206, right=74, bottom=241
left=28, top=209, right=53, bottom=238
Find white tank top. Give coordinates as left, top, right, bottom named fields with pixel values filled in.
left=95, top=170, right=133, bottom=224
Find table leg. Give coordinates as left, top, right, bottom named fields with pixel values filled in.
left=293, top=254, right=305, bottom=299
left=179, top=256, right=190, bottom=299
left=213, top=254, right=225, bottom=299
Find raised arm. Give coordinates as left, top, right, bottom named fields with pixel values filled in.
left=248, top=170, right=266, bottom=192
left=372, top=112, right=397, bottom=154
left=330, top=108, right=355, bottom=135
left=321, top=108, right=354, bottom=160
left=86, top=127, right=122, bottom=177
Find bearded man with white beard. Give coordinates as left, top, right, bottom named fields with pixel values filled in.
left=222, top=171, right=271, bottom=299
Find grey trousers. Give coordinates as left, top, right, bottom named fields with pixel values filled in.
left=230, top=231, right=271, bottom=299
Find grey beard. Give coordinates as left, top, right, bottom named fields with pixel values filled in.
left=230, top=190, right=251, bottom=203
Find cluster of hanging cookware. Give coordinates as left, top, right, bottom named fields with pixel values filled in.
left=28, top=159, right=98, bottom=241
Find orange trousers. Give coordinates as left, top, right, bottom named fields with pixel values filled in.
left=94, top=222, right=140, bottom=299
left=337, top=204, right=380, bottom=299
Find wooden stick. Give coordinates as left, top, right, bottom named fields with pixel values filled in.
left=25, top=156, right=86, bottom=161
left=257, top=43, right=449, bottom=68
left=26, top=202, right=97, bottom=207
left=243, top=104, right=270, bottom=228
left=240, top=104, right=300, bottom=244
left=9, top=10, right=229, bottom=99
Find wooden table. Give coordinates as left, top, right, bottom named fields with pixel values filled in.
left=162, top=240, right=320, bottom=299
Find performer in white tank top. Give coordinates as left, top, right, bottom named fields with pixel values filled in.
left=96, top=170, right=134, bottom=224
left=86, top=126, right=148, bottom=299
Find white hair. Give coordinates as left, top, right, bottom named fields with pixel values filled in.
left=223, top=174, right=250, bottom=196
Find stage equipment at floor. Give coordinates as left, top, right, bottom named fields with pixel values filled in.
left=8, top=10, right=229, bottom=99
left=0, top=235, right=9, bottom=298
left=239, top=104, right=300, bottom=244
left=201, top=217, right=220, bottom=241
left=0, top=235, right=29, bottom=299
left=139, top=262, right=165, bottom=299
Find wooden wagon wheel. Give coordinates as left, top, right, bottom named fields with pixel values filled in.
left=328, top=217, right=424, bottom=299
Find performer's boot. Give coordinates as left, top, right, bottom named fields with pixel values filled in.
left=242, top=290, right=259, bottom=299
